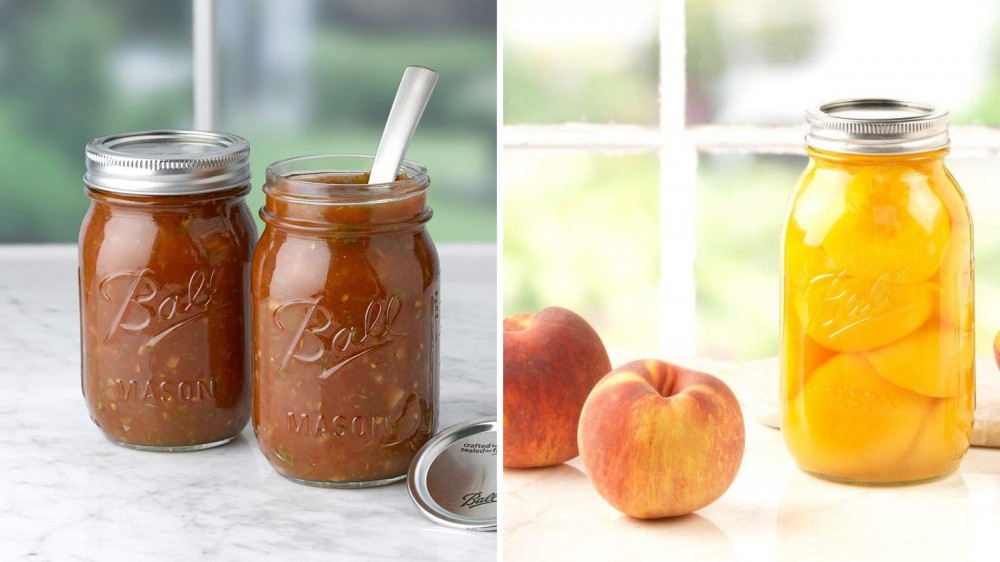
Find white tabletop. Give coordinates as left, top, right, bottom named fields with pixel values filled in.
left=0, top=244, right=497, bottom=561
left=504, top=355, right=1000, bottom=562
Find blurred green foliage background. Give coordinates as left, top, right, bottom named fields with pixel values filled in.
left=0, top=0, right=496, bottom=243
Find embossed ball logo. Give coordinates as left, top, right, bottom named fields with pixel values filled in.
left=100, top=267, right=223, bottom=347
left=274, top=295, right=409, bottom=379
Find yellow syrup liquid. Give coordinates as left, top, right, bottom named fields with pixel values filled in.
left=780, top=148, right=974, bottom=483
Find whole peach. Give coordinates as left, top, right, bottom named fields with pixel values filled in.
left=578, top=359, right=745, bottom=518
left=503, top=307, right=611, bottom=468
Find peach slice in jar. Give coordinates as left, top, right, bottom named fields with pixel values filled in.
left=793, top=275, right=935, bottom=353
left=893, top=397, right=971, bottom=482
left=786, top=353, right=934, bottom=481
left=933, top=238, right=972, bottom=330
left=784, top=221, right=838, bottom=290
left=924, top=163, right=972, bottom=329
left=821, top=166, right=950, bottom=283
left=792, top=166, right=850, bottom=248
left=781, top=297, right=836, bottom=402
left=863, top=322, right=963, bottom=398
left=785, top=166, right=848, bottom=287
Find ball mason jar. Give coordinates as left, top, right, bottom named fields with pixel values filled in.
left=252, top=155, right=440, bottom=487
left=80, top=130, right=257, bottom=451
left=780, top=99, right=974, bottom=484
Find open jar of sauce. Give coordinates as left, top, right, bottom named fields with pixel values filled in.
left=80, top=130, right=257, bottom=451
left=780, top=100, right=974, bottom=483
left=252, top=154, right=439, bottom=487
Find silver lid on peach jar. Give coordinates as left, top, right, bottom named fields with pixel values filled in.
left=407, top=417, right=497, bottom=531
left=805, top=98, right=949, bottom=155
left=85, top=130, right=251, bottom=195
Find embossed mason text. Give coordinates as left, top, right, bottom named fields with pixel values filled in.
left=114, top=378, right=216, bottom=402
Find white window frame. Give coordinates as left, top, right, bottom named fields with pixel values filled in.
left=502, top=1, right=1000, bottom=356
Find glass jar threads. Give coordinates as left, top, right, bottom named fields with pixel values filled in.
left=780, top=99, right=974, bottom=484
left=80, top=130, right=257, bottom=451
left=252, top=155, right=439, bottom=487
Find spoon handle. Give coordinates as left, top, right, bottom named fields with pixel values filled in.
left=370, top=66, right=439, bottom=184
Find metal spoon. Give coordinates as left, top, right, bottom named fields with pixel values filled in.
left=370, top=65, right=439, bottom=184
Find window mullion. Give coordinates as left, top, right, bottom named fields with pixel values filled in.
left=659, top=0, right=698, bottom=356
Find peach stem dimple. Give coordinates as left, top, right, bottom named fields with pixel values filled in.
left=653, top=364, right=679, bottom=398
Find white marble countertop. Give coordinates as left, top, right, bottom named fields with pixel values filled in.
left=504, top=355, right=1000, bottom=562
left=0, top=244, right=497, bottom=561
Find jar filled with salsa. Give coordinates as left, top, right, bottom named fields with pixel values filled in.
left=781, top=100, right=974, bottom=483
left=80, top=130, right=257, bottom=451
left=252, top=154, right=439, bottom=487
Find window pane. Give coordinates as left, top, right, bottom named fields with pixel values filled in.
left=219, top=0, right=497, bottom=242
left=504, top=0, right=659, bottom=125
left=504, top=151, right=660, bottom=350
left=696, top=153, right=805, bottom=358
left=0, top=2, right=192, bottom=242
left=687, top=0, right=1000, bottom=125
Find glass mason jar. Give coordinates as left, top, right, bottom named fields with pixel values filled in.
left=781, top=99, right=974, bottom=484
left=80, top=130, right=257, bottom=451
left=252, top=155, right=440, bottom=488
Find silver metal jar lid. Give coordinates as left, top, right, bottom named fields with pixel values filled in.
left=407, top=417, right=497, bottom=532
left=805, top=99, right=949, bottom=155
left=85, top=130, right=251, bottom=195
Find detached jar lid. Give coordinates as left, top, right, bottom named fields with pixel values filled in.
left=805, top=98, right=949, bottom=154
left=407, top=417, right=497, bottom=532
left=85, top=130, right=251, bottom=195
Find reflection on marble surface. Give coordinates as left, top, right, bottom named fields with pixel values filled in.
left=505, top=462, right=738, bottom=560
left=0, top=245, right=497, bottom=561
left=505, top=383, right=1000, bottom=562
left=778, top=470, right=972, bottom=561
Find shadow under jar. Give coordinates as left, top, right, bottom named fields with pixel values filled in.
left=252, top=155, right=440, bottom=488
left=80, top=130, right=257, bottom=451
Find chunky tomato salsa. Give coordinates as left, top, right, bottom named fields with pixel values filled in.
left=252, top=167, right=439, bottom=485
left=80, top=186, right=256, bottom=449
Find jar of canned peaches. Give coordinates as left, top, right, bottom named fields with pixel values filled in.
left=780, top=99, right=974, bottom=484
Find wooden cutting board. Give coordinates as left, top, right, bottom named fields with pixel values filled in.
left=621, top=354, right=1000, bottom=448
